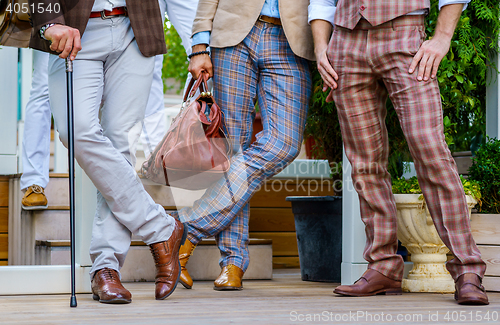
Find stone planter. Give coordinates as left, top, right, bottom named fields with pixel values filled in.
left=395, top=194, right=477, bottom=293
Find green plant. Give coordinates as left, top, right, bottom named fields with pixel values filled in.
left=428, top=0, right=499, bottom=152
left=162, top=19, right=189, bottom=94
left=468, top=137, right=500, bottom=213
left=392, top=176, right=482, bottom=203
left=391, top=176, right=422, bottom=194
left=305, top=65, right=343, bottom=164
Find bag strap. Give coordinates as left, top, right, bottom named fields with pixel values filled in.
left=189, top=72, right=210, bottom=98
left=182, top=71, right=210, bottom=103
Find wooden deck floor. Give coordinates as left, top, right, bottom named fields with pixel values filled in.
left=0, top=269, right=498, bottom=325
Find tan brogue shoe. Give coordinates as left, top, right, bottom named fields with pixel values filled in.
left=91, top=268, right=132, bottom=304
left=179, top=239, right=197, bottom=289
left=21, top=185, right=48, bottom=210
left=149, top=219, right=187, bottom=300
left=455, top=273, right=489, bottom=305
left=214, top=264, right=244, bottom=291
left=334, top=269, right=402, bottom=297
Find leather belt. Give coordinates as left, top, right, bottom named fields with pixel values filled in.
left=90, top=7, right=128, bottom=19
left=258, top=15, right=281, bottom=26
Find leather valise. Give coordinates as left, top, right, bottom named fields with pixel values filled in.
left=140, top=72, right=232, bottom=190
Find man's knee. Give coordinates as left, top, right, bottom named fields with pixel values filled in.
left=57, top=129, right=69, bottom=148
left=406, top=132, right=451, bottom=165
left=265, top=139, right=301, bottom=168
left=283, top=145, right=301, bottom=163
left=57, top=123, right=103, bottom=152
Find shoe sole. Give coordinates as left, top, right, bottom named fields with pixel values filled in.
left=156, top=223, right=188, bottom=300
left=22, top=204, right=48, bottom=210
left=456, top=299, right=489, bottom=305
left=92, top=293, right=131, bottom=304
left=334, top=288, right=402, bottom=297
left=179, top=279, right=192, bottom=289
left=454, top=292, right=489, bottom=305
left=213, top=286, right=243, bottom=291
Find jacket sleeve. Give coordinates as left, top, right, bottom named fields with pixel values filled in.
left=191, top=0, right=219, bottom=37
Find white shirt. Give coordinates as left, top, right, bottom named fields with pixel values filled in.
left=92, top=0, right=127, bottom=12
left=308, top=0, right=471, bottom=25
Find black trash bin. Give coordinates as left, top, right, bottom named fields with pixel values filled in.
left=286, top=196, right=342, bottom=282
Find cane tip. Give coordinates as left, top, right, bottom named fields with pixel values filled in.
left=70, top=296, right=77, bottom=307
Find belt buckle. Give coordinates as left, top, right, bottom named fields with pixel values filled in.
left=101, top=10, right=111, bottom=19
left=258, top=15, right=267, bottom=23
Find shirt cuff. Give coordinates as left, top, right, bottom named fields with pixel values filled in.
left=192, top=31, right=211, bottom=46
left=439, top=0, right=469, bottom=11
left=308, top=5, right=336, bottom=25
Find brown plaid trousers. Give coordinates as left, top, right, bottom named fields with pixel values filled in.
left=28, top=0, right=166, bottom=57
left=327, top=15, right=486, bottom=281
left=335, top=0, right=430, bottom=30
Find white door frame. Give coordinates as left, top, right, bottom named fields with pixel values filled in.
left=0, top=47, right=20, bottom=174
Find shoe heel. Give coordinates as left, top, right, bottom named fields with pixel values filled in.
left=92, top=294, right=99, bottom=301
left=385, top=288, right=402, bottom=295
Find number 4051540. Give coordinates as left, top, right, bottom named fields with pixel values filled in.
left=444, top=310, right=499, bottom=322
left=6, top=2, right=61, bottom=14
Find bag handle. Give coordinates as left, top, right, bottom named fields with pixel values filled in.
left=182, top=71, right=210, bottom=103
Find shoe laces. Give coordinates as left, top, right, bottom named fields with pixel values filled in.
left=149, top=245, right=162, bottom=265
left=30, top=185, right=44, bottom=194
left=101, top=268, right=118, bottom=282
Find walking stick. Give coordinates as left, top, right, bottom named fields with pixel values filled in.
left=65, top=57, right=77, bottom=308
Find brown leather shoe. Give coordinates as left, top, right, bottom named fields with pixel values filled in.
left=21, top=185, right=48, bottom=210
left=91, top=268, right=131, bottom=304
left=214, top=265, right=244, bottom=291
left=455, top=273, right=489, bottom=305
left=334, top=269, right=402, bottom=296
left=149, top=219, right=187, bottom=300
left=179, top=239, right=197, bottom=289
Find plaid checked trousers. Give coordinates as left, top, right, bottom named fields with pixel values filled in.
left=178, top=21, right=311, bottom=271
left=328, top=16, right=486, bottom=281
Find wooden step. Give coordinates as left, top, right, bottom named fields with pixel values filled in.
left=0, top=178, right=9, bottom=207
left=35, top=238, right=273, bottom=282
left=0, top=176, right=9, bottom=265
left=471, top=213, right=500, bottom=292
left=44, top=173, right=70, bottom=209
left=34, top=210, right=69, bottom=241
left=0, top=208, right=7, bottom=233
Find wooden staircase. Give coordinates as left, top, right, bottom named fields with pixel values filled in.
left=29, top=173, right=274, bottom=281
left=29, top=173, right=336, bottom=278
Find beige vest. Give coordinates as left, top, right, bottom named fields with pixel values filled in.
left=334, top=0, right=431, bottom=30
left=192, top=0, right=314, bottom=61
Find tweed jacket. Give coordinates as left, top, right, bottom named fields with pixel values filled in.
left=192, top=0, right=314, bottom=61
left=334, top=0, right=431, bottom=30
left=28, top=0, right=166, bottom=57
